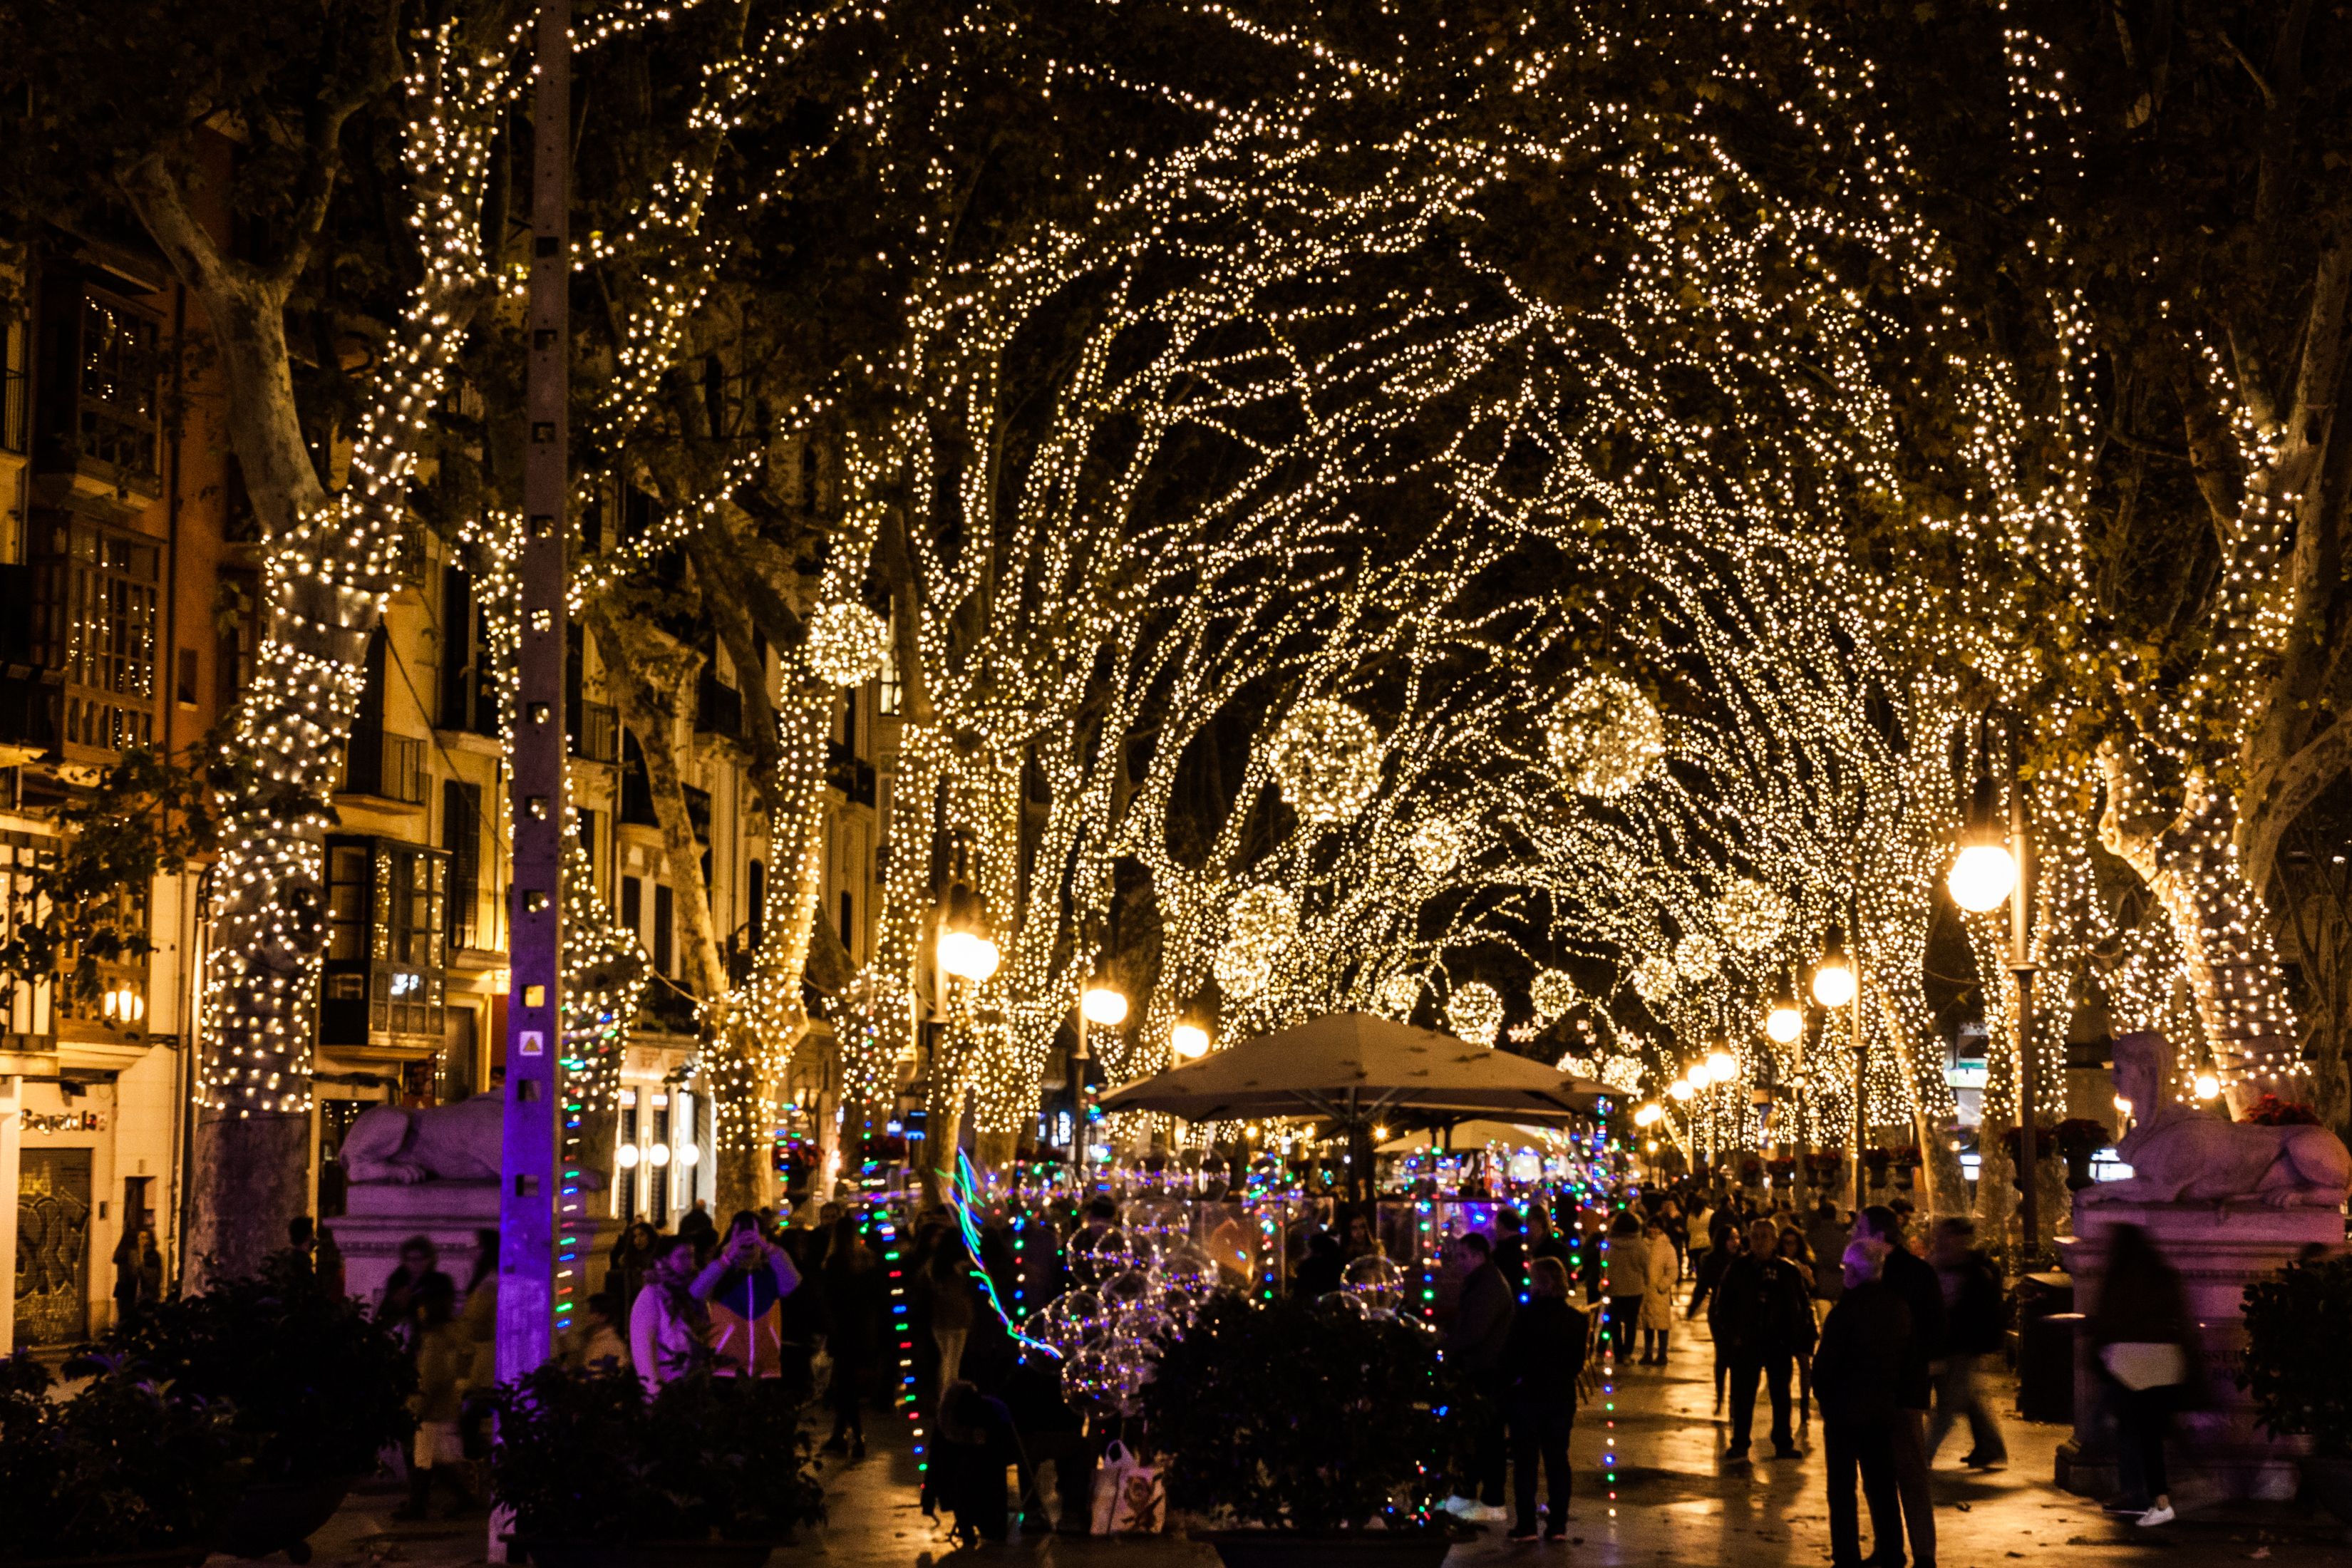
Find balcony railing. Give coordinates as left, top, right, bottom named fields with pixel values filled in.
left=569, top=698, right=619, bottom=763
left=339, top=731, right=428, bottom=805
left=827, top=741, right=877, bottom=807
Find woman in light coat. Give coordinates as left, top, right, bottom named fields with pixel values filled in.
left=1638, top=1218, right=1679, bottom=1363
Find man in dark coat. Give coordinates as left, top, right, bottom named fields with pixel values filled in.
left=1440, top=1232, right=1517, bottom=1521
left=1498, top=1256, right=1589, bottom=1539
left=1927, top=1217, right=2008, bottom=1469
left=1713, top=1218, right=1817, bottom=1460
left=1856, top=1205, right=1943, bottom=1563
left=1814, top=1239, right=1928, bottom=1568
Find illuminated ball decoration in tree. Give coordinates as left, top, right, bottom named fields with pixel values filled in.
left=1674, top=932, right=1720, bottom=983
left=1599, top=1055, right=1644, bottom=1093
left=1375, top=969, right=1422, bottom=1017
left=1268, top=698, right=1383, bottom=823
left=1719, top=878, right=1787, bottom=954
left=1545, top=674, right=1666, bottom=798
left=1408, top=817, right=1463, bottom=876
left=806, top=600, right=889, bottom=686
left=1557, top=1053, right=1598, bottom=1078
left=1530, top=966, right=1577, bottom=1024
left=1214, top=884, right=1299, bottom=1000
left=1448, top=981, right=1504, bottom=1048
left=1631, top=953, right=1676, bottom=1004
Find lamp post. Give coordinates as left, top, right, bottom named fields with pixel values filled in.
left=1764, top=979, right=1807, bottom=1201
left=1811, top=924, right=1862, bottom=1214
left=1946, top=718, right=2038, bottom=1264
left=1073, top=982, right=1128, bottom=1189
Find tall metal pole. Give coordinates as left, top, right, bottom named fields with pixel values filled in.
left=1850, top=953, right=1866, bottom=1220
left=2010, top=723, right=2039, bottom=1267
left=497, top=0, right=569, bottom=1388
left=1070, top=1009, right=1089, bottom=1191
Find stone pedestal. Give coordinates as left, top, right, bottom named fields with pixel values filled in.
left=334, top=1180, right=503, bottom=1313
left=2053, top=1201, right=2345, bottom=1505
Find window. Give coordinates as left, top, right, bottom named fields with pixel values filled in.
left=0, top=313, right=26, bottom=455
left=443, top=780, right=481, bottom=952
left=617, top=1097, right=639, bottom=1225
left=319, top=835, right=449, bottom=1046
left=649, top=1098, right=672, bottom=1219
left=34, top=522, right=160, bottom=755
left=877, top=624, right=902, bottom=716
left=621, top=875, right=642, bottom=935
left=175, top=647, right=197, bottom=707
left=73, top=296, right=158, bottom=478
left=841, top=690, right=856, bottom=755
left=840, top=889, right=852, bottom=946
left=747, top=859, right=765, bottom=948
left=654, top=884, right=674, bottom=977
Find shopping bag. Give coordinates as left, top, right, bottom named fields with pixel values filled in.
left=1089, top=1442, right=1135, bottom=1535
left=1110, top=1458, right=1166, bottom=1534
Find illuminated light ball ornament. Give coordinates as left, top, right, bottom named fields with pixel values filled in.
left=1214, top=884, right=1299, bottom=999
left=1375, top=969, right=1422, bottom=1018
left=1673, top=932, right=1720, bottom=983
left=1408, top=817, right=1463, bottom=876
left=1599, top=1055, right=1644, bottom=1094
left=1631, top=954, right=1676, bottom=1004
left=1946, top=842, right=2021, bottom=915
left=1545, top=674, right=1666, bottom=798
left=1448, top=981, right=1504, bottom=1048
left=1530, top=967, right=1577, bottom=1025
left=805, top=600, right=889, bottom=686
left=1267, top=697, right=1383, bottom=823
left=1719, top=879, right=1788, bottom=954
left=1557, top=1053, right=1598, bottom=1078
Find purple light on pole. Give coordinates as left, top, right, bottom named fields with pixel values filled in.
left=497, top=0, right=569, bottom=1386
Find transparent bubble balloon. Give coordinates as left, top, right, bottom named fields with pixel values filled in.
left=1058, top=1286, right=1105, bottom=1334
left=1157, top=1244, right=1219, bottom=1301
left=1070, top=1224, right=1142, bottom=1284
left=1342, top=1254, right=1408, bottom=1318
left=1125, top=1199, right=1187, bottom=1262
left=1063, top=1343, right=1120, bottom=1406
left=1102, top=1267, right=1155, bottom=1319
left=1317, top=1289, right=1371, bottom=1319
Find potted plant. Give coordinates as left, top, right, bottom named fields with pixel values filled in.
left=2051, top=1119, right=2108, bottom=1191
left=490, top=1360, right=825, bottom=1568
left=1142, top=1292, right=1465, bottom=1568
left=2241, top=1095, right=2323, bottom=1127
left=95, top=1254, right=415, bottom=1562
left=1862, top=1147, right=1892, bottom=1189
left=0, top=1351, right=244, bottom=1567
left=2239, top=1252, right=2352, bottom=1525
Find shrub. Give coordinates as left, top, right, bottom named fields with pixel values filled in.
left=94, top=1253, right=416, bottom=1484
left=488, top=1361, right=825, bottom=1543
left=1141, top=1293, right=1458, bottom=1535
left=0, top=1351, right=245, bottom=1559
left=2240, top=1252, right=2352, bottom=1458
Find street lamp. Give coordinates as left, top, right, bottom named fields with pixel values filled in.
left=1070, top=977, right=1128, bottom=1187
left=1946, top=843, right=2019, bottom=915
left=1810, top=930, right=1857, bottom=1009
left=1170, top=1021, right=1212, bottom=1060
left=1667, top=1076, right=1696, bottom=1103
left=1765, top=984, right=1803, bottom=1045
left=1705, top=1048, right=1738, bottom=1085
left=938, top=928, right=1001, bottom=983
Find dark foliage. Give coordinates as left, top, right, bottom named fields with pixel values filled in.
left=1141, top=1293, right=1457, bottom=1535
left=0, top=1351, right=245, bottom=1560
left=88, top=1252, right=414, bottom=1485
left=488, top=1361, right=824, bottom=1544
left=2241, top=1252, right=2352, bottom=1457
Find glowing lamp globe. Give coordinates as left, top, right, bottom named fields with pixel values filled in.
left=1705, top=1049, right=1737, bottom=1085
left=1170, top=1023, right=1211, bottom=1061
left=1667, top=1078, right=1696, bottom=1103
left=939, top=929, right=1001, bottom=983
left=1811, top=958, right=1856, bottom=1009
left=1634, top=1103, right=1664, bottom=1128
left=1946, top=843, right=2019, bottom=914
left=615, top=1143, right=641, bottom=1170
left=1765, top=1004, right=1802, bottom=1044
left=2192, top=1073, right=2221, bottom=1100
left=677, top=1143, right=699, bottom=1167
left=1081, top=986, right=1130, bottom=1027
left=646, top=1142, right=671, bottom=1168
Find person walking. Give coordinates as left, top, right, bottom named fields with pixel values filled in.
left=628, top=1237, right=707, bottom=1393
left=1855, top=1205, right=1943, bottom=1558
left=1639, top=1217, right=1678, bottom=1363
left=1689, top=1218, right=1743, bottom=1409
left=693, top=1210, right=805, bottom=1384
left=1499, top=1255, right=1589, bottom=1541
left=1715, top=1217, right=1817, bottom=1462
left=607, top=1219, right=662, bottom=1317
left=820, top=1215, right=887, bottom=1459
left=376, top=1235, right=453, bottom=1344
left=1805, top=1200, right=1848, bottom=1326
left=1440, top=1233, right=1516, bottom=1523
left=1687, top=1197, right=1716, bottom=1279
left=922, top=1381, right=1023, bottom=1545
left=922, top=1234, right=981, bottom=1391
left=2088, top=1223, right=2200, bottom=1528
left=1927, top=1217, right=2009, bottom=1470
left=111, top=1226, right=162, bottom=1328
left=1814, top=1239, right=1924, bottom=1568
left=1778, top=1227, right=1820, bottom=1413
left=1603, top=1211, right=1649, bottom=1366
left=398, top=1276, right=478, bottom=1520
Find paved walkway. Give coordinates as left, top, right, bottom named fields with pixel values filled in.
left=267, top=1314, right=2346, bottom=1568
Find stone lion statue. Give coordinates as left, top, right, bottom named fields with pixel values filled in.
left=2079, top=1031, right=2352, bottom=1209
left=340, top=1095, right=505, bottom=1184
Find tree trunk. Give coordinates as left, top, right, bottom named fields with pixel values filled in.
left=185, top=1113, right=312, bottom=1286
left=2100, top=751, right=2301, bottom=1091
